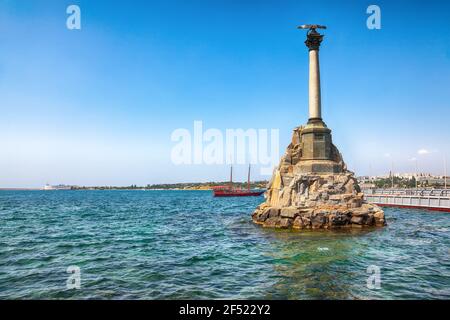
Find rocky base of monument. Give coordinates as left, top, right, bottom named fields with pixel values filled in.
left=252, top=172, right=386, bottom=229
left=252, top=126, right=386, bottom=230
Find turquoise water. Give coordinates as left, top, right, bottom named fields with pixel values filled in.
left=0, top=190, right=449, bottom=299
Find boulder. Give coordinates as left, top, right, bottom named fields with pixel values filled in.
left=263, top=217, right=281, bottom=228
left=365, top=214, right=375, bottom=226
left=350, top=215, right=365, bottom=225
left=373, top=210, right=386, bottom=226
left=293, top=216, right=304, bottom=229
left=253, top=207, right=270, bottom=223
left=311, top=213, right=327, bottom=229
left=280, top=207, right=299, bottom=219
left=268, top=208, right=280, bottom=218
left=329, top=212, right=350, bottom=227
left=293, top=215, right=312, bottom=229
left=279, top=218, right=293, bottom=229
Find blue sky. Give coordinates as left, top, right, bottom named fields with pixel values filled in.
left=0, top=0, right=449, bottom=187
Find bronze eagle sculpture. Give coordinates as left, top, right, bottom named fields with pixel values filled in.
left=297, top=24, right=327, bottom=30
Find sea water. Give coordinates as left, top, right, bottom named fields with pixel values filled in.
left=0, top=190, right=449, bottom=299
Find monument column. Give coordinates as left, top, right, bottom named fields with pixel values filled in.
left=251, top=23, right=386, bottom=231
left=304, top=28, right=324, bottom=122
left=296, top=25, right=342, bottom=173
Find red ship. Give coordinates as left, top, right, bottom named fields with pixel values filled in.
left=213, top=165, right=265, bottom=197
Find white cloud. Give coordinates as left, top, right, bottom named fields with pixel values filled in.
left=418, top=149, right=431, bottom=155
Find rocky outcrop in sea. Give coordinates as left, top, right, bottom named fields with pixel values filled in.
left=252, top=126, right=386, bottom=230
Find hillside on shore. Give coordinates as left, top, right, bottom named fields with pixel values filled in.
left=72, top=181, right=268, bottom=191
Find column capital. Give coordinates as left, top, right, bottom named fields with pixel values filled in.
left=305, top=29, right=324, bottom=51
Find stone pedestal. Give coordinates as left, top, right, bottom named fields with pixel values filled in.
left=297, top=120, right=343, bottom=173
left=252, top=127, right=386, bottom=230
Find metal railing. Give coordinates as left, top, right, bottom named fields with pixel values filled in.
left=363, top=188, right=450, bottom=211
left=364, top=188, right=450, bottom=197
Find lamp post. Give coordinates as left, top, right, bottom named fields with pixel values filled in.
left=415, top=158, right=418, bottom=190
left=445, top=156, right=447, bottom=189
left=391, top=161, right=394, bottom=189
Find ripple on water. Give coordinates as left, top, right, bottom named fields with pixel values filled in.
left=0, top=190, right=449, bottom=299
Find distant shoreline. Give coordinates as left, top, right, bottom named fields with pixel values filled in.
left=0, top=188, right=266, bottom=191
left=0, top=188, right=220, bottom=191
left=0, top=181, right=269, bottom=191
